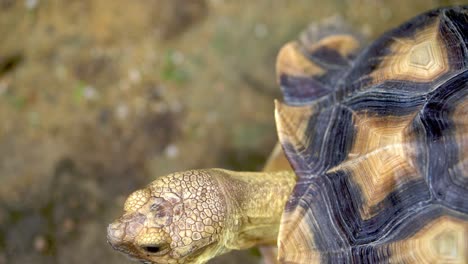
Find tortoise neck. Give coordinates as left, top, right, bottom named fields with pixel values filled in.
left=212, top=169, right=296, bottom=250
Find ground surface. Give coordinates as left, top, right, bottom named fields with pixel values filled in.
left=0, top=0, right=465, bottom=263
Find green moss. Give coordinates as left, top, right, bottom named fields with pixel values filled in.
left=160, top=50, right=190, bottom=83
left=73, top=81, right=86, bottom=104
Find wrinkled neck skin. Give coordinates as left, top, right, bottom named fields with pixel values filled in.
left=213, top=169, right=296, bottom=253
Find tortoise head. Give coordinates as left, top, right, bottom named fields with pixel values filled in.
left=107, top=170, right=227, bottom=264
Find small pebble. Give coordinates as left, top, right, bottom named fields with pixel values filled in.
left=165, top=144, right=179, bottom=159
left=116, top=104, right=129, bottom=120
left=25, top=0, right=38, bottom=10
left=83, top=86, right=98, bottom=100
left=34, top=235, right=47, bottom=253
left=129, top=69, right=142, bottom=83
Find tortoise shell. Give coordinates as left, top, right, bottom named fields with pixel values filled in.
left=275, top=6, right=467, bottom=263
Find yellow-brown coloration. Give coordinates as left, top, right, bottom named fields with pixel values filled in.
left=124, top=189, right=151, bottom=212
left=263, top=143, right=293, bottom=173
left=108, top=170, right=226, bottom=264
left=108, top=169, right=296, bottom=264
left=220, top=170, right=296, bottom=250
left=149, top=171, right=225, bottom=260
left=302, top=34, right=360, bottom=58
left=274, top=100, right=316, bottom=153
left=259, top=143, right=293, bottom=264
left=453, top=97, right=468, bottom=177
left=276, top=34, right=359, bottom=81
left=332, top=113, right=421, bottom=218
left=274, top=102, right=323, bottom=263
left=277, top=207, right=319, bottom=263
left=276, top=42, right=325, bottom=79
left=371, top=21, right=448, bottom=84
left=387, top=216, right=468, bottom=263
left=280, top=213, right=468, bottom=263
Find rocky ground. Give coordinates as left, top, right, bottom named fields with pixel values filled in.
left=0, top=0, right=465, bottom=263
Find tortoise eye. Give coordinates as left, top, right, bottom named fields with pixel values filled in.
left=142, top=245, right=160, bottom=253
left=141, top=244, right=170, bottom=256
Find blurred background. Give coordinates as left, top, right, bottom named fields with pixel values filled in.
left=0, top=0, right=465, bottom=263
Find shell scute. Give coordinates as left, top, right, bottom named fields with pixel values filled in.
left=276, top=6, right=468, bottom=263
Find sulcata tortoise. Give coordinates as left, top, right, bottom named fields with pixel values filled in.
left=107, top=6, right=468, bottom=264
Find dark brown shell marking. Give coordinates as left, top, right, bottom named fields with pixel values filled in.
left=276, top=6, right=468, bottom=263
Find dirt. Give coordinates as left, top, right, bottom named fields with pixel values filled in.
left=0, top=0, right=465, bottom=263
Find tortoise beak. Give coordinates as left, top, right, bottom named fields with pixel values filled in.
left=107, top=221, right=126, bottom=248
left=107, top=212, right=146, bottom=249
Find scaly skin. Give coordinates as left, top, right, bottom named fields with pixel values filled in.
left=107, top=168, right=296, bottom=264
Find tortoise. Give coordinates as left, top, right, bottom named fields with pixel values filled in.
left=107, top=6, right=468, bottom=264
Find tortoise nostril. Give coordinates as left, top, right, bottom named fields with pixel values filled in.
left=107, top=222, right=125, bottom=246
